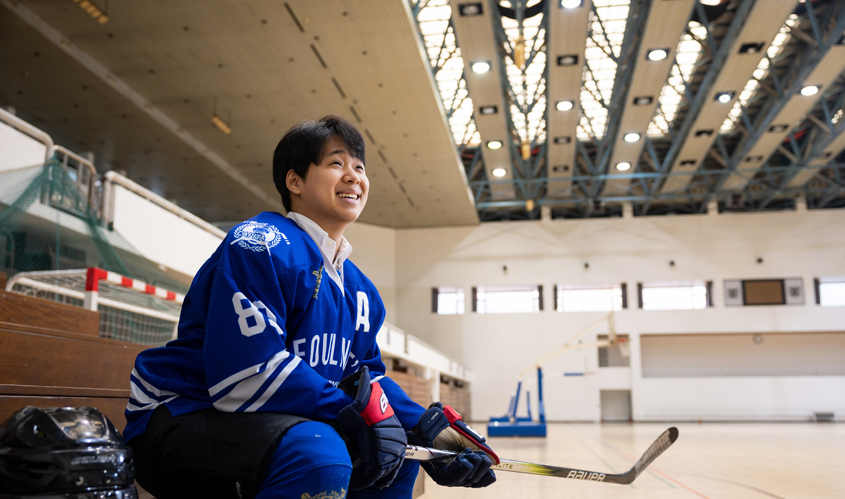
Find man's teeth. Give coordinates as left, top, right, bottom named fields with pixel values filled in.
left=337, top=193, right=359, bottom=199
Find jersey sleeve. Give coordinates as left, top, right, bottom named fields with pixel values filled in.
left=360, top=339, right=426, bottom=430
left=202, top=254, right=353, bottom=420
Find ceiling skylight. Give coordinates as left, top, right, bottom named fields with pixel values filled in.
left=578, top=0, right=630, bottom=141
left=499, top=2, right=547, bottom=144
left=415, top=0, right=480, bottom=146
left=647, top=22, right=707, bottom=137
left=720, top=15, right=799, bottom=133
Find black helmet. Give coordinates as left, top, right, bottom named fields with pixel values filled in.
left=0, top=406, right=137, bottom=498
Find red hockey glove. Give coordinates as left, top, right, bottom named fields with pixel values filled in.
left=408, top=402, right=497, bottom=488
left=337, top=367, right=407, bottom=490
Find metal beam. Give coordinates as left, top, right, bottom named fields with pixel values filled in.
left=601, top=0, right=696, bottom=197
left=644, top=0, right=760, bottom=202
left=715, top=1, right=845, bottom=192
left=589, top=0, right=651, bottom=200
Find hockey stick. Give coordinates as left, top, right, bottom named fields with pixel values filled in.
left=404, top=426, right=678, bottom=485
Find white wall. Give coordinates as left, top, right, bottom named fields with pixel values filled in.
left=112, top=185, right=223, bottom=277
left=390, top=209, right=845, bottom=422
left=344, top=221, right=398, bottom=324
left=0, top=121, right=46, bottom=172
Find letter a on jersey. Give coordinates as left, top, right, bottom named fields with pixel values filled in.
left=356, top=291, right=370, bottom=332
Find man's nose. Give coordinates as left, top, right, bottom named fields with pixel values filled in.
left=344, top=168, right=361, bottom=183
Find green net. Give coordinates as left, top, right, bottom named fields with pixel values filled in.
left=0, top=159, right=189, bottom=291
left=0, top=160, right=128, bottom=276
left=1, top=158, right=190, bottom=346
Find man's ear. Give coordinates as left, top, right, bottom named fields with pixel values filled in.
left=286, top=169, right=303, bottom=196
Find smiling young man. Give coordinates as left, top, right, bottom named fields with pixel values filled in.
left=124, top=116, right=497, bottom=499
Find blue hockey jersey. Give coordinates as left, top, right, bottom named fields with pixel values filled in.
left=124, top=212, right=424, bottom=442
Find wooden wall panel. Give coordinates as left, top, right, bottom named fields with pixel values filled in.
left=0, top=289, right=100, bottom=336
left=0, top=321, right=146, bottom=432
left=0, top=324, right=146, bottom=389
left=386, top=370, right=432, bottom=409
left=440, top=382, right=471, bottom=421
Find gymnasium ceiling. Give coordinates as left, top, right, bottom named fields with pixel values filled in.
left=2, top=0, right=845, bottom=226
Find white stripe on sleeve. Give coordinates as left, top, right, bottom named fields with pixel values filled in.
left=208, top=361, right=267, bottom=397
left=212, top=351, right=290, bottom=412
left=245, top=356, right=302, bottom=412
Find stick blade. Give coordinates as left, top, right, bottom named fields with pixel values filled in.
left=618, top=426, right=679, bottom=485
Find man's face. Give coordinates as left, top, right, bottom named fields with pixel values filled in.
left=286, top=135, right=369, bottom=234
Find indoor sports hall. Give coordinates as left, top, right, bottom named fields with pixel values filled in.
left=1, top=1, right=843, bottom=498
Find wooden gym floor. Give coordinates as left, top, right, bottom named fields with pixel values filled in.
left=420, top=422, right=845, bottom=499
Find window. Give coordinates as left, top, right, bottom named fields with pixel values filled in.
left=638, top=281, right=711, bottom=310
left=473, top=285, right=542, bottom=314
left=432, top=287, right=465, bottom=315
left=817, top=277, right=845, bottom=307
left=555, top=283, right=626, bottom=312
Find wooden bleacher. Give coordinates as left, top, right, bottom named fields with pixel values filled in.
left=0, top=272, right=474, bottom=497
left=0, top=272, right=144, bottom=428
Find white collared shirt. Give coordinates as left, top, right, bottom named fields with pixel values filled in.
left=286, top=212, right=353, bottom=293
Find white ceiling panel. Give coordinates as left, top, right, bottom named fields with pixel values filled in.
left=722, top=45, right=845, bottom=190
left=661, top=0, right=798, bottom=194
left=450, top=0, right=513, bottom=199
left=546, top=0, right=591, bottom=199
left=602, top=0, right=695, bottom=196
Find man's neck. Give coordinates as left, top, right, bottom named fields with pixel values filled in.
left=288, top=209, right=345, bottom=250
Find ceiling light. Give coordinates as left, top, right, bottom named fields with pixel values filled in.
left=800, top=85, right=820, bottom=96
left=745, top=155, right=763, bottom=162
left=492, top=167, right=507, bottom=177
left=715, top=92, right=734, bottom=103
left=616, top=162, right=631, bottom=171
left=479, top=105, right=498, bottom=115
left=552, top=165, right=570, bottom=172
left=553, top=136, right=572, bottom=144
left=699, top=0, right=722, bottom=5
left=623, top=132, right=640, bottom=143
left=211, top=115, right=231, bottom=135
left=680, top=160, right=697, bottom=166
left=739, top=42, right=764, bottom=54
left=75, top=0, right=109, bottom=24
left=695, top=129, right=714, bottom=137
left=556, top=100, right=574, bottom=111
left=556, top=55, right=578, bottom=66
left=560, top=0, right=582, bottom=8
left=647, top=49, right=669, bottom=61
left=458, top=3, right=483, bottom=16
left=768, top=124, right=788, bottom=133
left=487, top=140, right=503, bottom=150
left=633, top=96, right=653, bottom=106
left=471, top=61, right=490, bottom=74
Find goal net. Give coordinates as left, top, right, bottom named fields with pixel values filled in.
left=7, top=267, right=183, bottom=346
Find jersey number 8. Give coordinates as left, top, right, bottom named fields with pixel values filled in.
left=232, top=292, right=283, bottom=337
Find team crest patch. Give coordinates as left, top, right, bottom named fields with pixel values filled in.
left=230, top=221, right=289, bottom=252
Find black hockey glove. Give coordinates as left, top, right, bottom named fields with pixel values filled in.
left=336, top=366, right=407, bottom=491
left=407, top=402, right=497, bottom=488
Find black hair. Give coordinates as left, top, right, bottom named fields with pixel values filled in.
left=272, top=115, right=366, bottom=212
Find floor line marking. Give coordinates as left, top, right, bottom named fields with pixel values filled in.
left=576, top=427, right=723, bottom=497
left=669, top=471, right=791, bottom=499
left=576, top=438, right=635, bottom=488
left=573, top=427, right=675, bottom=488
